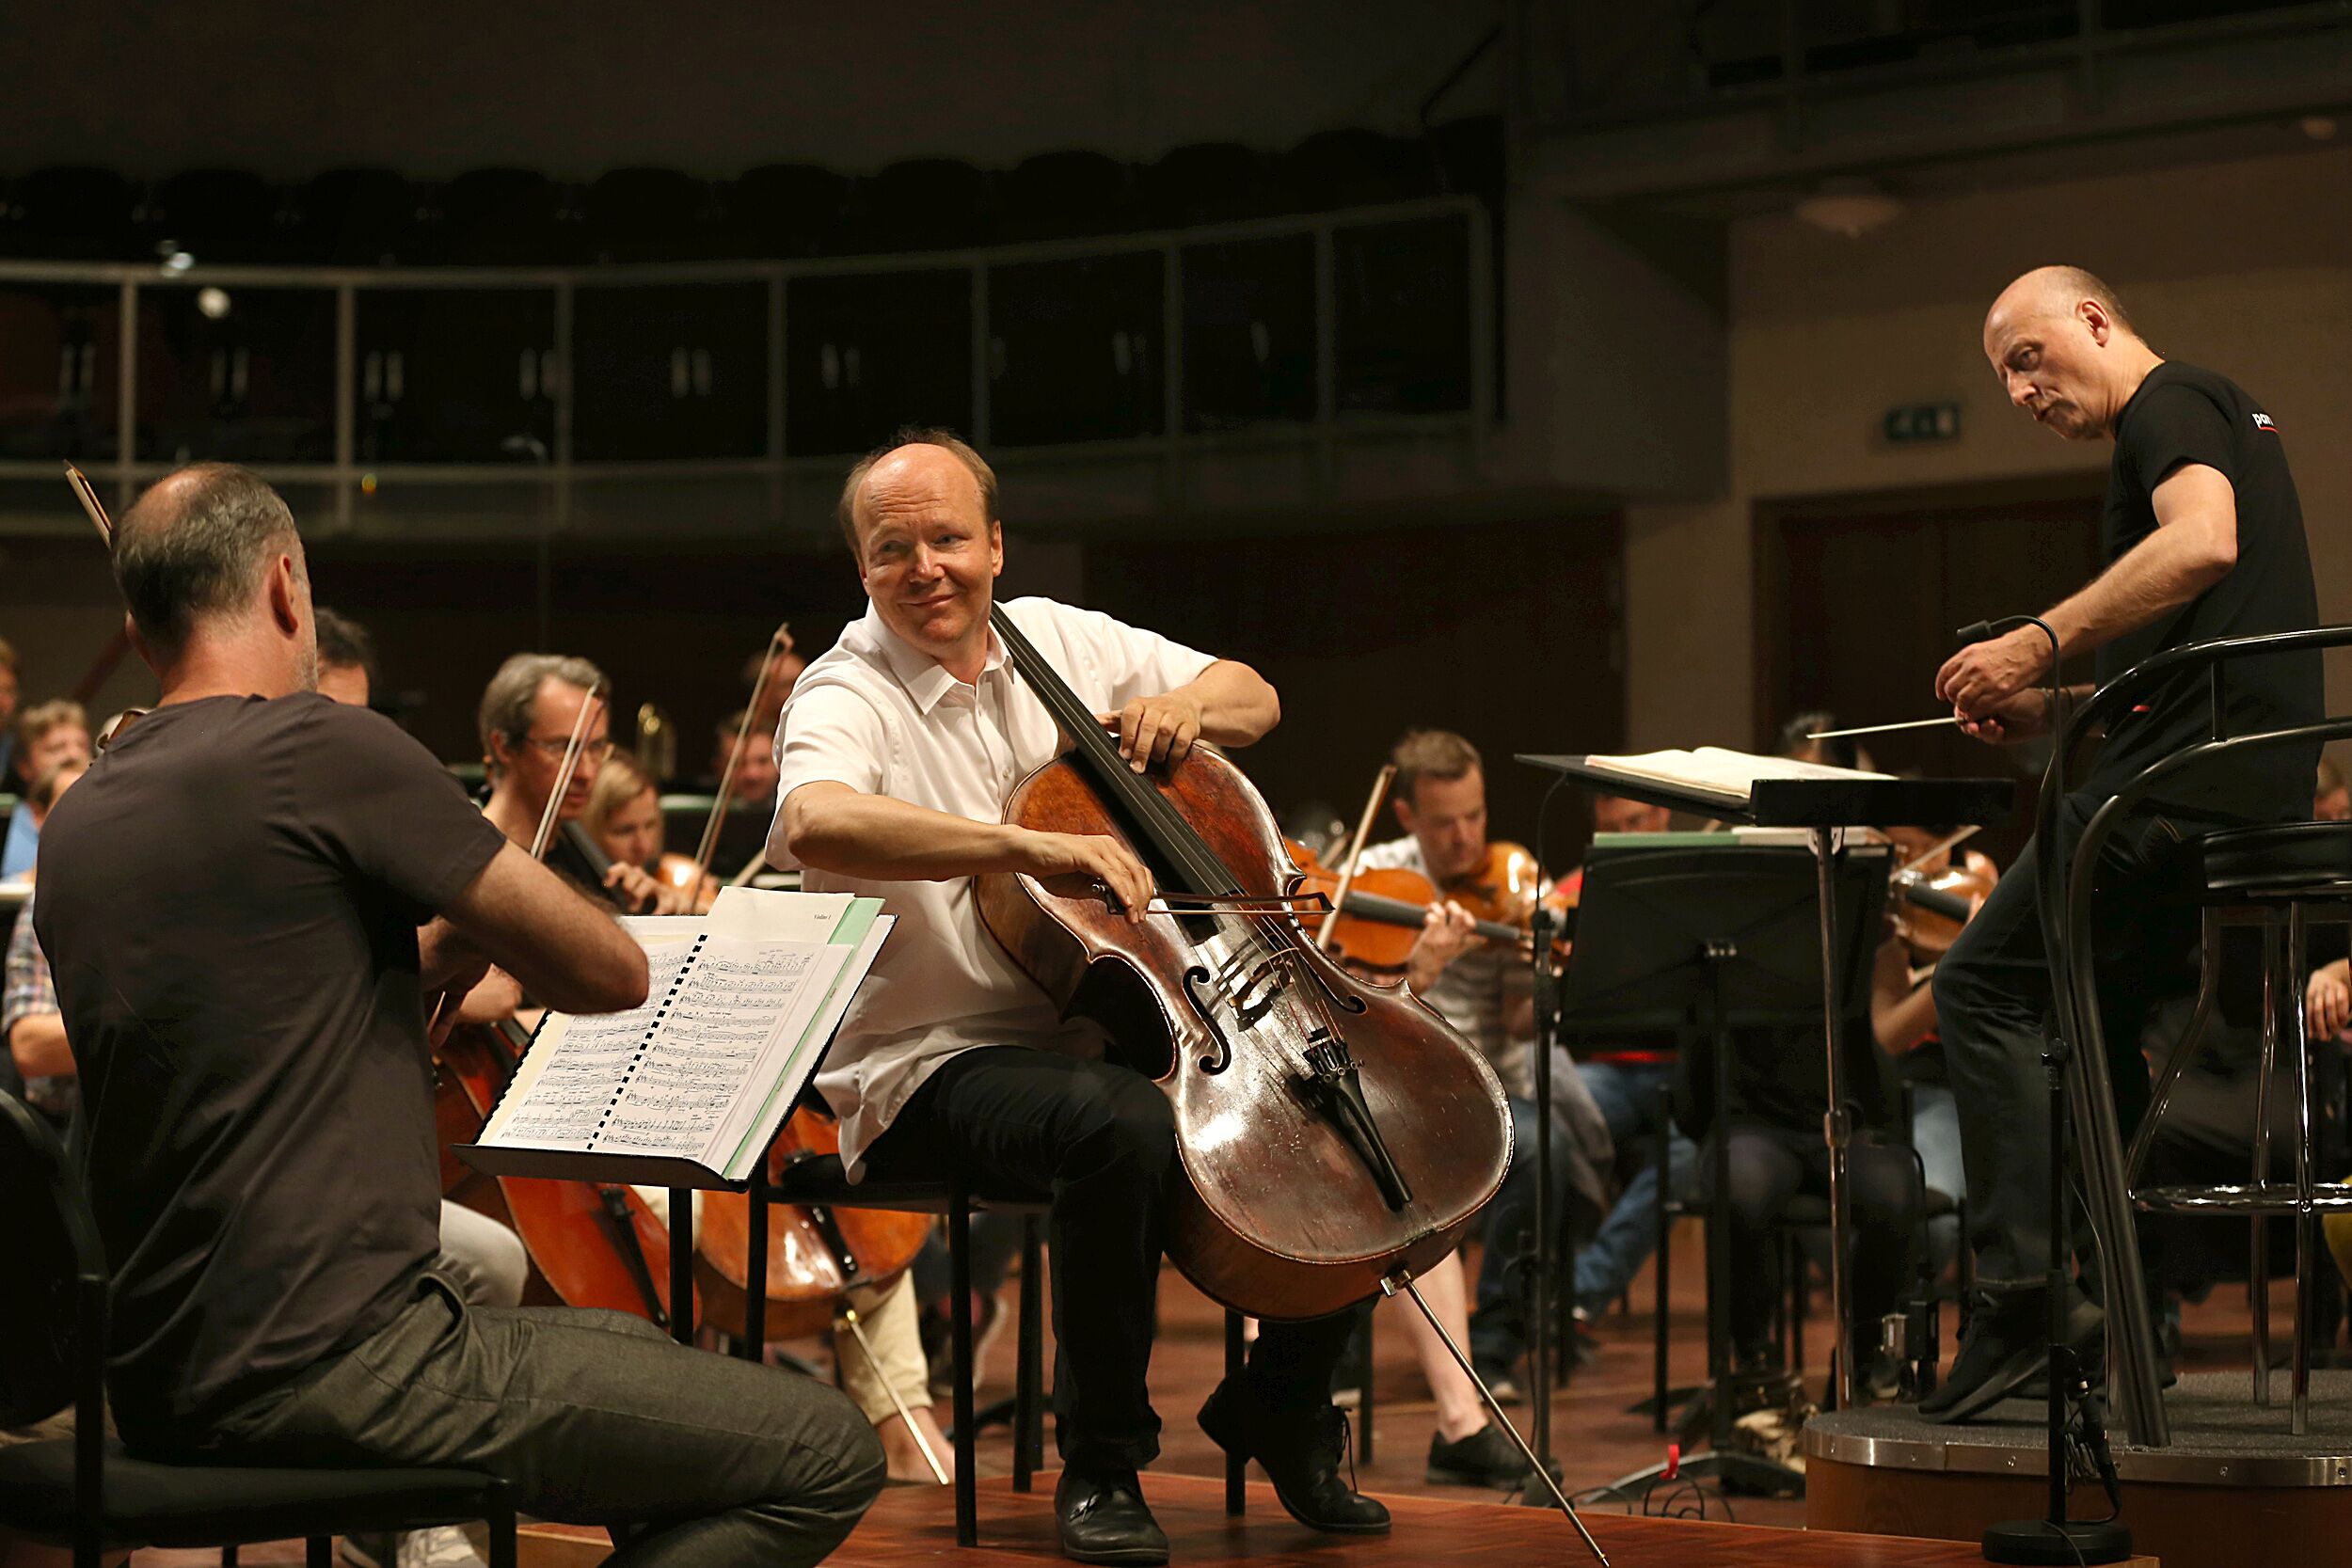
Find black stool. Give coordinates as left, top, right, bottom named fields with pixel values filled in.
left=2130, top=818, right=2352, bottom=1435
left=0, top=1093, right=518, bottom=1568
left=765, top=1155, right=1250, bottom=1544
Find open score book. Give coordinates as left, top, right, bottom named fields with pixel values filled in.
left=456, top=887, right=893, bottom=1189
left=1580, top=746, right=1892, bottom=809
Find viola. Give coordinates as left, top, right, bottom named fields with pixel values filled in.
left=975, top=605, right=1511, bottom=1320
left=692, top=1107, right=932, bottom=1341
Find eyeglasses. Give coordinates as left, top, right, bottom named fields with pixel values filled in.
left=520, top=736, right=616, bottom=765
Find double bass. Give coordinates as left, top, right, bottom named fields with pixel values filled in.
left=975, top=606, right=1511, bottom=1319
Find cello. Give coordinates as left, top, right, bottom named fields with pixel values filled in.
left=974, top=606, right=1512, bottom=1321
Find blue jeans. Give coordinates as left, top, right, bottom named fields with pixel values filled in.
left=1909, top=1081, right=1966, bottom=1275
left=1572, top=1058, right=1696, bottom=1312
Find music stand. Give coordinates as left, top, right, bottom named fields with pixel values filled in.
left=1563, top=843, right=1887, bottom=1496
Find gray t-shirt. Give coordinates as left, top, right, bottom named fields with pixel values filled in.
left=35, top=693, right=505, bottom=1447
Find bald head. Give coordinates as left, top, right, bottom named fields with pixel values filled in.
left=834, top=429, right=999, bottom=560
left=113, top=463, right=304, bottom=656
left=1982, top=265, right=2161, bottom=441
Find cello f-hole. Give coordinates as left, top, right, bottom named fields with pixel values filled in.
left=1183, top=965, right=1233, bottom=1074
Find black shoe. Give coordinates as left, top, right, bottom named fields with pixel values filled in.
left=1472, top=1358, right=1524, bottom=1403
left=1198, top=1378, right=1391, bottom=1534
left=1054, top=1467, right=1168, bottom=1566
left=1920, top=1290, right=2102, bottom=1425
left=1425, top=1421, right=1535, bottom=1489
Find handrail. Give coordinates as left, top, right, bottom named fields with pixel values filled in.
left=2031, top=622, right=2350, bottom=1448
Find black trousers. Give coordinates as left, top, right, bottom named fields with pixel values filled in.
left=1932, top=789, right=2221, bottom=1292
left=1712, top=1125, right=1921, bottom=1361
left=193, top=1275, right=883, bottom=1568
left=861, top=1046, right=1361, bottom=1475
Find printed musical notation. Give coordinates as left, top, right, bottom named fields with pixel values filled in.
left=593, top=939, right=823, bottom=1158
left=502, top=940, right=700, bottom=1148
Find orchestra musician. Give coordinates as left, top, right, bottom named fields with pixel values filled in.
left=3, top=758, right=87, bottom=1127
left=773, top=430, right=1386, bottom=1565
left=34, top=463, right=884, bottom=1564
left=1349, top=730, right=1613, bottom=1477
left=1924, top=266, right=2324, bottom=1420
left=3, top=699, right=93, bottom=879
left=1545, top=793, right=1698, bottom=1343
left=476, top=652, right=691, bottom=914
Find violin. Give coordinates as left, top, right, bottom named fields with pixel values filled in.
left=976, top=605, right=1510, bottom=1319
left=1890, top=858, right=1995, bottom=959
left=656, top=851, right=722, bottom=911
left=1290, top=839, right=1530, bottom=976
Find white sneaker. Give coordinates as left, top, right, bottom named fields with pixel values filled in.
left=399, top=1525, right=489, bottom=1568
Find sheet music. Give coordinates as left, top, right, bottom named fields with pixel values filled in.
left=493, top=936, right=702, bottom=1150
left=468, top=890, right=888, bottom=1182
left=597, top=936, right=849, bottom=1161
left=1581, top=746, right=1891, bottom=804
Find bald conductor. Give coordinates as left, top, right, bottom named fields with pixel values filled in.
left=1920, top=267, right=2322, bottom=1420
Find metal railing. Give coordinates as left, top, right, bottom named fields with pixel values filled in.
left=0, top=194, right=1494, bottom=538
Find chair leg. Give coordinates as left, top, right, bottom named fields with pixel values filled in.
left=487, top=1482, right=518, bottom=1568
left=1355, top=1309, right=1375, bottom=1465
left=1224, top=1310, right=1247, bottom=1516
left=2253, top=919, right=2281, bottom=1407
left=1652, top=1084, right=1673, bottom=1436
left=307, top=1539, right=331, bottom=1568
left=950, top=1186, right=978, bottom=1548
left=1013, top=1213, right=1044, bottom=1492
left=2289, top=901, right=2315, bottom=1437
left=221, top=1548, right=239, bottom=1567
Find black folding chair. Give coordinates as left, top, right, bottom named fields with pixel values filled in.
left=0, top=1092, right=517, bottom=1568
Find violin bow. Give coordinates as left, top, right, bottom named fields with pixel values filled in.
left=691, top=622, right=792, bottom=880
left=530, top=679, right=608, bottom=862
left=1314, top=764, right=1396, bottom=952
left=64, top=461, right=114, bottom=548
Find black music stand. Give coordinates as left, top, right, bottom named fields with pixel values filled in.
left=1520, top=755, right=2011, bottom=1414
left=1565, top=843, right=1887, bottom=1497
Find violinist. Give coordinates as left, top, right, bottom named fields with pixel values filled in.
left=775, top=430, right=1382, bottom=1564
left=1925, top=266, right=2323, bottom=1422
left=1867, top=823, right=1998, bottom=1277
left=3, top=758, right=87, bottom=1127
left=583, top=753, right=719, bottom=913
left=476, top=652, right=690, bottom=914
left=3, top=699, right=94, bottom=879
left=1544, top=793, right=1700, bottom=1339
left=1349, top=730, right=1606, bottom=1484
left=34, top=463, right=883, bottom=1564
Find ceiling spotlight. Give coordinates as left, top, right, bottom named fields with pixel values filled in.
left=196, top=286, right=232, bottom=320
left=1794, top=179, right=1905, bottom=239
left=160, top=248, right=196, bottom=274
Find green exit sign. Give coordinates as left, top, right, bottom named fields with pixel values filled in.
left=1883, top=403, right=1961, bottom=444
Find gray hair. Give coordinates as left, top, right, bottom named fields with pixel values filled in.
left=111, top=464, right=302, bottom=654
left=477, top=652, right=608, bottom=771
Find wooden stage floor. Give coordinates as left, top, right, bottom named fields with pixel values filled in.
left=522, top=1471, right=2161, bottom=1567
left=113, top=1222, right=2274, bottom=1564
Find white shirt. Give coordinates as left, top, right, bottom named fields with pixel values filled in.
left=770, top=595, right=1216, bottom=1172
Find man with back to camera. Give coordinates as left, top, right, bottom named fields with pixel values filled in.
left=1924, top=266, right=2322, bottom=1419
left=36, top=463, right=883, bottom=1565
left=774, top=430, right=1386, bottom=1564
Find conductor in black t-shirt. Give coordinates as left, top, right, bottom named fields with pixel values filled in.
left=1916, top=266, right=2323, bottom=1421
left=36, top=464, right=882, bottom=1564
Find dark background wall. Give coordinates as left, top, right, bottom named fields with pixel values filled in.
left=1, top=1, right=1503, bottom=179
